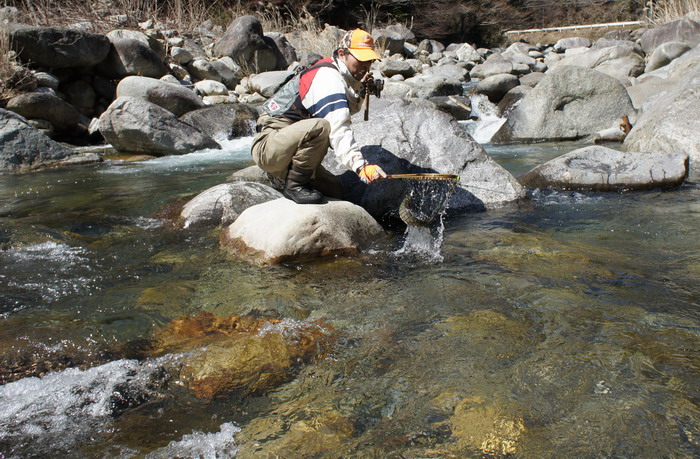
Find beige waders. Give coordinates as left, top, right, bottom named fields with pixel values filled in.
left=252, top=114, right=343, bottom=199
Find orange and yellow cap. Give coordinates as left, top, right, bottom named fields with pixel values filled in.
left=339, top=29, right=381, bottom=61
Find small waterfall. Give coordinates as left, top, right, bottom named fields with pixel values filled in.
left=461, top=94, right=507, bottom=144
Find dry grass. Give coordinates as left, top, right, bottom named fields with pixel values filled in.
left=645, top=0, right=700, bottom=24
left=6, top=0, right=229, bottom=33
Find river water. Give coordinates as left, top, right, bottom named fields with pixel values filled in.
left=1, top=135, right=699, bottom=457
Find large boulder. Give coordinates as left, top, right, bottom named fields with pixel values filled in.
left=639, top=17, right=700, bottom=54
left=0, top=109, right=99, bottom=172
left=550, top=45, right=645, bottom=79
left=624, top=58, right=700, bottom=165
left=212, top=15, right=279, bottom=72
left=519, top=145, right=688, bottom=191
left=106, top=29, right=165, bottom=59
left=645, top=41, right=693, bottom=72
left=5, top=92, right=82, bottom=134
left=220, top=198, right=385, bottom=265
left=322, top=97, right=525, bottom=219
left=98, top=37, right=168, bottom=79
left=403, top=74, right=463, bottom=98
left=469, top=53, right=513, bottom=79
left=179, top=103, right=259, bottom=141
left=98, top=97, right=220, bottom=155
left=8, top=26, right=110, bottom=69
left=474, top=73, right=520, bottom=103
left=180, top=182, right=282, bottom=229
left=115, top=76, right=204, bottom=117
left=493, top=66, right=635, bottom=142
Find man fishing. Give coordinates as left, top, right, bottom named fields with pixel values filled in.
left=251, top=28, right=387, bottom=205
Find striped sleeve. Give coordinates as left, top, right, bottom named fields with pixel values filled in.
left=301, top=67, right=366, bottom=173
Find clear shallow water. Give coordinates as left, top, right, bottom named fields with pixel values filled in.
left=1, top=138, right=699, bottom=457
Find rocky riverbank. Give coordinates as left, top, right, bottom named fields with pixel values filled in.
left=1, top=8, right=699, bottom=263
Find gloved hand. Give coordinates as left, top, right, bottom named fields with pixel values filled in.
left=358, top=164, right=387, bottom=183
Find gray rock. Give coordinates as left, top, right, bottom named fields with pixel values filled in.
left=34, top=72, right=60, bottom=89
left=187, top=59, right=225, bottom=83
left=248, top=71, right=294, bottom=98
left=180, top=182, right=282, bottom=228
left=519, top=72, right=545, bottom=87
left=372, top=28, right=405, bottom=55
left=180, top=103, right=259, bottom=140
left=9, top=26, right=110, bottom=69
left=550, top=45, right=645, bottom=79
left=210, top=58, right=243, bottom=89
left=422, top=63, right=469, bottom=81
left=377, top=59, right=417, bottom=79
left=106, top=29, right=165, bottom=59
left=265, top=32, right=297, bottom=68
left=474, top=73, right=520, bottom=103
left=497, top=85, right=532, bottom=117
left=624, top=59, right=700, bottom=165
left=493, top=66, right=635, bottom=142
left=0, top=108, right=91, bottom=172
left=212, top=15, right=278, bottom=72
left=98, top=37, right=168, bottom=79
left=452, top=43, right=482, bottom=63
left=194, top=80, right=228, bottom=96
left=171, top=46, right=194, bottom=65
left=645, top=41, right=692, bottom=72
left=98, top=97, right=220, bottom=155
left=519, top=145, right=688, bottom=191
left=469, top=53, right=513, bottom=79
left=554, top=37, right=592, bottom=52
left=220, top=198, right=385, bottom=265
left=5, top=92, right=81, bottom=133
left=404, top=74, right=463, bottom=98
left=592, top=38, right=643, bottom=54
left=116, top=76, right=204, bottom=117
left=417, top=39, right=445, bottom=54
left=639, top=17, right=700, bottom=54
left=322, top=97, right=525, bottom=219
left=386, top=23, right=416, bottom=44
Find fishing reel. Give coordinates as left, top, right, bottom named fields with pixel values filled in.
left=363, top=78, right=384, bottom=98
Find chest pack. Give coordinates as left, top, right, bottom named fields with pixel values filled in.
left=262, top=59, right=338, bottom=121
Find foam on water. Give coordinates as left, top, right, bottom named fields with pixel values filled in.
left=145, top=422, right=241, bottom=459
left=101, top=137, right=254, bottom=174
left=3, top=242, right=100, bottom=305
left=0, top=357, right=177, bottom=455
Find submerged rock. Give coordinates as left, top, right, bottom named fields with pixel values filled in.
left=148, top=312, right=335, bottom=399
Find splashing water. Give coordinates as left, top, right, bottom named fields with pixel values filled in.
left=146, top=422, right=241, bottom=459
left=0, top=356, right=179, bottom=456
left=394, top=179, right=456, bottom=262
left=461, top=94, right=507, bottom=144
left=394, top=217, right=447, bottom=263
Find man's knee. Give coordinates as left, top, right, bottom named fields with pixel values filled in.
left=302, top=118, right=331, bottom=143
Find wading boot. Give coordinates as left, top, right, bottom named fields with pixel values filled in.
left=283, top=167, right=324, bottom=204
